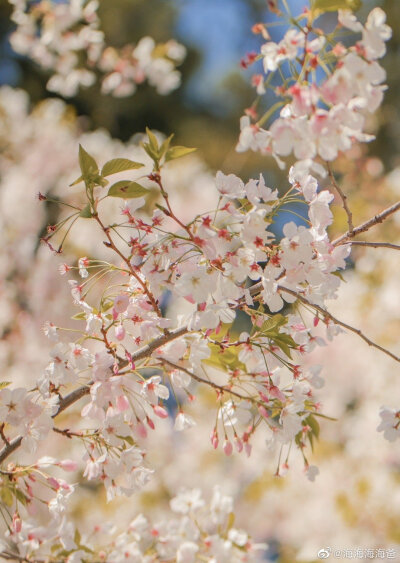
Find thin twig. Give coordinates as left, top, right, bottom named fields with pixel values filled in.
left=159, top=358, right=258, bottom=403
left=277, top=286, right=400, bottom=363
left=327, top=163, right=354, bottom=234
left=348, top=241, right=400, bottom=251
left=333, top=201, right=400, bottom=246
left=93, top=213, right=163, bottom=318
left=2, top=198, right=400, bottom=465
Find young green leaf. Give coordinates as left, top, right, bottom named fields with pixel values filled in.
left=101, top=158, right=144, bottom=177
left=69, top=175, right=83, bottom=187
left=165, top=145, right=197, bottom=162
left=71, top=312, right=86, bottom=320
left=0, top=381, right=11, bottom=389
left=0, top=487, right=13, bottom=507
left=78, top=144, right=99, bottom=179
left=305, top=414, right=320, bottom=439
left=146, top=128, right=159, bottom=152
left=159, top=133, right=174, bottom=159
left=312, top=0, right=362, bottom=13
left=260, top=314, right=287, bottom=334
left=270, top=333, right=297, bottom=359
left=107, top=181, right=150, bottom=199
left=79, top=203, right=93, bottom=218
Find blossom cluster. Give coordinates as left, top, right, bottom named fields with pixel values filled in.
left=238, top=7, right=391, bottom=167
left=1, top=483, right=265, bottom=562
left=0, top=126, right=349, bottom=552
left=8, top=0, right=186, bottom=97
left=1, top=2, right=399, bottom=562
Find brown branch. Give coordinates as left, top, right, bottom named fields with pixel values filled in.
left=277, top=285, right=400, bottom=363
left=333, top=201, right=400, bottom=246
left=149, top=173, right=195, bottom=242
left=327, top=163, right=354, bottom=234
left=0, top=326, right=188, bottom=465
left=348, top=241, right=400, bottom=251
left=57, top=384, right=91, bottom=414
left=0, top=423, right=10, bottom=446
left=2, top=197, right=399, bottom=464
left=93, top=213, right=163, bottom=318
left=52, top=427, right=85, bottom=439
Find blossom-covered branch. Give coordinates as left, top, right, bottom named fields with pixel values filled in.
left=1, top=2, right=400, bottom=560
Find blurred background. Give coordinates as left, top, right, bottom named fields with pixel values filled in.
left=1, top=1, right=400, bottom=561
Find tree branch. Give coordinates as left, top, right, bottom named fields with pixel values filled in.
left=348, top=241, right=400, bottom=251
left=333, top=201, right=400, bottom=246
left=0, top=326, right=188, bottom=465
left=277, top=286, right=400, bottom=363
left=2, top=207, right=399, bottom=465
left=159, top=358, right=259, bottom=403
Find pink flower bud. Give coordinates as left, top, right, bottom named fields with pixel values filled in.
left=245, top=443, right=252, bottom=457
left=210, top=430, right=218, bottom=449
left=58, top=459, right=78, bottom=472
left=153, top=405, right=168, bottom=419
left=12, top=513, right=22, bottom=533
left=136, top=421, right=147, bottom=438
left=116, top=394, right=129, bottom=412
left=223, top=439, right=233, bottom=456
left=258, top=405, right=269, bottom=419
left=115, top=325, right=126, bottom=341
left=146, top=416, right=155, bottom=430
left=47, top=477, right=60, bottom=490
left=234, top=436, right=243, bottom=453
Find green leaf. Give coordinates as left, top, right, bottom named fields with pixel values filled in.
left=159, top=134, right=174, bottom=159
left=332, top=270, right=346, bottom=282
left=203, top=344, right=246, bottom=373
left=101, top=158, right=144, bottom=177
left=118, top=435, right=135, bottom=446
left=69, top=175, right=83, bottom=187
left=0, top=486, right=13, bottom=506
left=226, top=512, right=235, bottom=531
left=305, top=414, right=320, bottom=439
left=101, top=301, right=114, bottom=313
left=146, top=128, right=159, bottom=152
left=78, top=145, right=98, bottom=179
left=79, top=203, right=93, bottom=218
left=142, top=143, right=160, bottom=162
left=15, top=488, right=28, bottom=506
left=71, top=312, right=86, bottom=320
left=260, top=314, right=287, bottom=334
left=74, top=529, right=81, bottom=547
left=107, top=181, right=150, bottom=199
left=312, top=0, right=362, bottom=14
left=0, top=381, right=11, bottom=389
left=165, top=146, right=197, bottom=162
left=271, top=333, right=297, bottom=359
